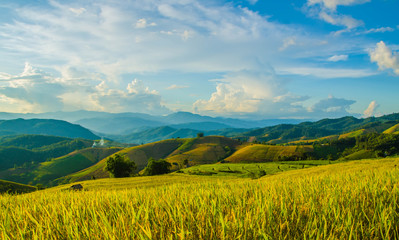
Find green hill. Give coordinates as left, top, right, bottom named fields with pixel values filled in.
left=32, top=147, right=123, bottom=186
left=0, top=137, right=94, bottom=171
left=0, top=118, right=99, bottom=139
left=0, top=179, right=37, bottom=194
left=0, top=134, right=71, bottom=149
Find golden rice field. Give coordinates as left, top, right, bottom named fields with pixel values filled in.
left=1, top=158, right=398, bottom=239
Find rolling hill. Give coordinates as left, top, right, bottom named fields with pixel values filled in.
left=58, top=136, right=316, bottom=184
left=56, top=138, right=187, bottom=183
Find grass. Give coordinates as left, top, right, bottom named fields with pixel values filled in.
left=1, top=157, right=398, bottom=239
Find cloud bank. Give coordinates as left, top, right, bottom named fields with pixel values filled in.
left=0, top=63, right=170, bottom=114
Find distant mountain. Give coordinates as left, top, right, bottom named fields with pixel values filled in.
left=162, top=111, right=304, bottom=129
left=240, top=114, right=399, bottom=143
left=0, top=119, right=99, bottom=139
left=109, top=126, right=250, bottom=144
left=169, top=122, right=233, bottom=131
left=75, top=117, right=164, bottom=134
left=111, top=126, right=199, bottom=144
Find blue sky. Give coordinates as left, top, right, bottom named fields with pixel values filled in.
left=0, top=0, right=398, bottom=119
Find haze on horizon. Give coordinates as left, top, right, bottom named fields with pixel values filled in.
left=0, top=0, right=398, bottom=120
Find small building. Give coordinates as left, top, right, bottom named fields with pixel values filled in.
left=70, top=184, right=83, bottom=191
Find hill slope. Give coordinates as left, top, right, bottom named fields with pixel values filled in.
left=224, top=144, right=313, bottom=163
left=57, top=138, right=187, bottom=183
left=32, top=147, right=123, bottom=186
left=0, top=179, right=37, bottom=194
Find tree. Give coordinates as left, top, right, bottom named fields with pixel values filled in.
left=183, top=159, right=189, bottom=168
left=105, top=154, right=136, bottom=178
left=197, top=132, right=204, bottom=138
left=143, top=158, right=171, bottom=176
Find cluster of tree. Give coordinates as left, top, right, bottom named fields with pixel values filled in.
left=142, top=158, right=171, bottom=176
left=355, top=133, right=399, bottom=157
left=307, top=133, right=399, bottom=160
left=105, top=154, right=136, bottom=178
left=105, top=155, right=172, bottom=178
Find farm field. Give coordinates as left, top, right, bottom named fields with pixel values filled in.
left=179, top=160, right=333, bottom=178
left=1, top=157, right=398, bottom=239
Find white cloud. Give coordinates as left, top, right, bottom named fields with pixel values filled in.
left=327, top=54, right=348, bottom=62
left=309, top=95, right=356, bottom=116
left=305, top=0, right=368, bottom=31
left=135, top=18, right=156, bottom=29
left=277, top=67, right=376, bottom=78
left=370, top=41, right=399, bottom=75
left=364, top=27, right=395, bottom=34
left=69, top=7, right=86, bottom=15
left=193, top=69, right=312, bottom=118
left=363, top=100, right=380, bottom=118
left=279, top=37, right=296, bottom=51
left=248, top=0, right=258, bottom=4
left=166, top=84, right=189, bottom=90
left=307, top=0, right=370, bottom=11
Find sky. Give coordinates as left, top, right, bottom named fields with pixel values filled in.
left=0, top=0, right=398, bottom=120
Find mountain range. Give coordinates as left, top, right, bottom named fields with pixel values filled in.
left=0, top=110, right=305, bottom=135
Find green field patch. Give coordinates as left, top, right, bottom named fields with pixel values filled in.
left=179, top=160, right=332, bottom=178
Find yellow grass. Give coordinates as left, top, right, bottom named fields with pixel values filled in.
left=384, top=123, right=399, bottom=134
left=338, top=129, right=366, bottom=139
left=1, top=158, right=398, bottom=239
